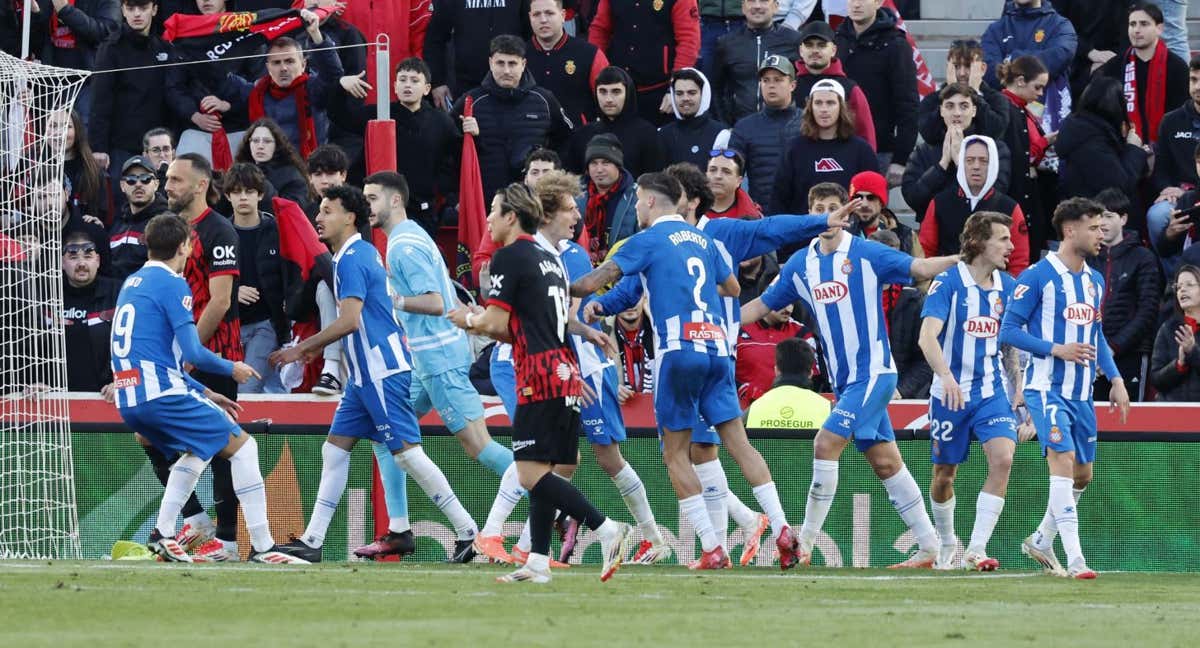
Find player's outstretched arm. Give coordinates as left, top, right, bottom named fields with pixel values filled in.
left=910, top=255, right=960, bottom=282
left=740, top=297, right=770, bottom=325
left=175, top=321, right=235, bottom=378
left=571, top=261, right=623, bottom=298
left=594, top=275, right=643, bottom=317
left=270, top=297, right=364, bottom=367
left=918, top=317, right=963, bottom=411
left=716, top=272, right=740, bottom=298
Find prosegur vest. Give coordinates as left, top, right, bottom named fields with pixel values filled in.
left=745, top=385, right=831, bottom=429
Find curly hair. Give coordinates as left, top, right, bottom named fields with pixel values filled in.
left=323, top=184, right=372, bottom=230
left=532, top=170, right=581, bottom=221
left=235, top=117, right=313, bottom=199
left=960, top=211, right=1013, bottom=264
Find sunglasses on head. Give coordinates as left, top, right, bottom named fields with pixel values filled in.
left=64, top=243, right=97, bottom=256
left=122, top=173, right=155, bottom=185
left=710, top=149, right=739, bottom=159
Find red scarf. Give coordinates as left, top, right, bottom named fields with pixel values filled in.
left=619, top=326, right=647, bottom=392
left=207, top=108, right=232, bottom=172
left=49, top=0, right=77, bottom=49
left=1002, top=88, right=1049, bottom=164
left=248, top=73, right=317, bottom=158
left=881, top=285, right=901, bottom=333
left=1124, top=40, right=1168, bottom=143
left=584, top=179, right=618, bottom=263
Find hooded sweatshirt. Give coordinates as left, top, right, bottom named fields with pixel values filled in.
left=657, top=68, right=731, bottom=171
left=566, top=67, right=666, bottom=176
left=919, top=134, right=1030, bottom=276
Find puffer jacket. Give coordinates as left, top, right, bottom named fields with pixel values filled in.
left=88, top=25, right=173, bottom=154
left=1151, top=316, right=1200, bottom=402
left=711, top=22, right=802, bottom=124
left=727, top=103, right=801, bottom=209
left=834, top=7, right=918, bottom=163
left=1086, top=230, right=1163, bottom=357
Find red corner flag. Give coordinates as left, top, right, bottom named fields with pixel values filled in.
left=456, top=95, right=488, bottom=294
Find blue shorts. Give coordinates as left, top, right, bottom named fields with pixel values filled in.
left=826, top=373, right=898, bottom=452
left=581, top=365, right=627, bottom=445
left=410, top=365, right=485, bottom=433
left=331, top=373, right=422, bottom=451
left=929, top=393, right=1018, bottom=465
left=120, top=390, right=241, bottom=461
left=655, top=351, right=741, bottom=433
left=1026, top=390, right=1097, bottom=464
left=489, top=344, right=518, bottom=420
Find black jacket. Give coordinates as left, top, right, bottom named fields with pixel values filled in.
left=527, top=32, right=608, bottom=127
left=236, top=212, right=290, bottom=345
left=424, top=0, right=531, bottom=93
left=1153, top=100, right=1200, bottom=193
left=1097, top=47, right=1191, bottom=141
left=917, top=84, right=1010, bottom=147
left=452, top=71, right=573, bottom=200
left=1150, top=316, right=1200, bottom=402
left=834, top=7, right=918, bottom=163
left=728, top=103, right=801, bottom=209
left=108, top=196, right=169, bottom=282
left=566, top=67, right=664, bottom=177
left=769, top=135, right=877, bottom=215
left=997, top=92, right=1044, bottom=218
left=1086, top=230, right=1162, bottom=358
left=658, top=111, right=728, bottom=171
left=711, top=22, right=802, bottom=124
left=32, top=0, right=120, bottom=71
left=888, top=285, right=931, bottom=399
left=62, top=275, right=120, bottom=392
left=89, top=25, right=173, bottom=154
left=165, top=46, right=265, bottom=133
left=902, top=137, right=1012, bottom=220
left=259, top=158, right=310, bottom=207
left=1056, top=111, right=1149, bottom=200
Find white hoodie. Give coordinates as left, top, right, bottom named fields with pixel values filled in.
left=956, top=134, right=1000, bottom=211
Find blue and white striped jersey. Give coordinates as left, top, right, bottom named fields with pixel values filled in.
left=760, top=233, right=914, bottom=391
left=333, top=234, right=411, bottom=387
left=922, top=262, right=1015, bottom=402
left=611, top=216, right=734, bottom=357
left=1000, top=251, right=1119, bottom=401
left=386, top=220, right=470, bottom=376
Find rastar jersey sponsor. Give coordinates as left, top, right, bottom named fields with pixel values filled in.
left=1001, top=252, right=1109, bottom=400
left=183, top=208, right=243, bottom=361
left=760, top=234, right=914, bottom=391
left=922, top=262, right=1015, bottom=402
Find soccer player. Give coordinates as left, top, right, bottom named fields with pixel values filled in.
left=917, top=211, right=1033, bottom=571
left=268, top=185, right=478, bottom=563
left=571, top=173, right=796, bottom=570
left=448, top=183, right=632, bottom=584
left=352, top=171, right=515, bottom=562
left=999, top=198, right=1131, bottom=580
left=114, top=214, right=301, bottom=564
left=740, top=186, right=959, bottom=569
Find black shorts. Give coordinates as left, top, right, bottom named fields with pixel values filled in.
left=512, top=397, right=582, bottom=465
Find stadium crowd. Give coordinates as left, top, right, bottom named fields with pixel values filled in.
left=8, top=0, right=1200, bottom=408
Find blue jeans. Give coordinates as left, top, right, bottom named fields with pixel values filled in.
left=240, top=319, right=286, bottom=394
left=1161, top=0, right=1191, bottom=63
left=699, top=18, right=739, bottom=78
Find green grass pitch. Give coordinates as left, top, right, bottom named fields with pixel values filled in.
left=2, top=562, right=1197, bottom=647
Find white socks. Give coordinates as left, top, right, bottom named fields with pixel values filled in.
left=156, top=453, right=209, bottom=538
left=967, top=492, right=1005, bottom=555
left=1047, top=476, right=1085, bottom=567
left=799, top=459, right=838, bottom=549
left=397, top=446, right=478, bottom=541
left=389, top=516, right=411, bottom=534
left=751, top=481, right=788, bottom=539
left=482, top=462, right=525, bottom=537
left=184, top=512, right=214, bottom=532
left=693, top=460, right=729, bottom=549
left=679, top=494, right=719, bottom=552
left=931, top=495, right=957, bottom=548
left=302, top=441, right=351, bottom=548
left=726, top=491, right=759, bottom=531
left=228, top=436, right=275, bottom=553
left=1034, top=485, right=1084, bottom=550
left=612, top=463, right=663, bottom=544
left=882, top=465, right=938, bottom=552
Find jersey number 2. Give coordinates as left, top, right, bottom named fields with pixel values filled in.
left=111, top=304, right=136, bottom=358
left=687, top=257, right=708, bottom=311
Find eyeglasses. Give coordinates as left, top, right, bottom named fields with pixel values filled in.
left=122, top=173, right=155, bottom=185
left=64, top=243, right=97, bottom=257
left=249, top=137, right=275, bottom=146
left=146, top=146, right=173, bottom=154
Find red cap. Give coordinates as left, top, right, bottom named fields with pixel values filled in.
left=849, top=171, right=888, bottom=207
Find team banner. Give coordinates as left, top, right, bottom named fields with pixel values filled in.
left=163, top=6, right=335, bottom=62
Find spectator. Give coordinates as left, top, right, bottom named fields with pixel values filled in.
left=737, top=249, right=778, bottom=302
left=526, top=0, right=609, bottom=127
left=588, top=0, right=702, bottom=125
left=918, top=39, right=1010, bottom=146
left=792, top=20, right=876, bottom=151
left=1052, top=0, right=1130, bottom=99
left=735, top=298, right=809, bottom=407
left=88, top=0, right=172, bottom=192
left=524, top=148, right=563, bottom=188
left=769, top=80, right=876, bottom=216
left=918, top=135, right=1031, bottom=276
left=834, top=0, right=918, bottom=186
left=305, top=144, right=349, bottom=220
left=982, top=0, right=1077, bottom=134
left=1157, top=143, right=1200, bottom=271
left=744, top=337, right=830, bottom=429
left=728, top=54, right=799, bottom=208
left=1089, top=187, right=1161, bottom=402
left=706, top=148, right=761, bottom=219
left=774, top=0, right=815, bottom=30
left=235, top=117, right=314, bottom=208
left=1096, top=2, right=1189, bottom=146
left=141, top=127, right=175, bottom=181
left=696, top=0, right=745, bottom=77
left=566, top=66, right=665, bottom=177
left=453, top=35, right=573, bottom=201
left=30, top=0, right=120, bottom=119
left=55, top=110, right=110, bottom=227
left=223, top=163, right=288, bottom=394
left=710, top=0, right=801, bottom=124
left=61, top=229, right=118, bottom=393
left=1056, top=76, right=1149, bottom=202
left=848, top=170, right=914, bottom=254
left=658, top=68, right=730, bottom=171
left=1158, top=0, right=1191, bottom=64
left=614, top=295, right=655, bottom=399
left=903, top=83, right=1013, bottom=220
left=425, top=0, right=531, bottom=109
left=1150, top=265, right=1200, bottom=401
left=301, top=0, right=367, bottom=78
left=330, top=57, right=459, bottom=235
left=869, top=228, right=931, bottom=399
left=997, top=55, right=1053, bottom=256
left=1149, top=57, right=1200, bottom=250
left=108, top=155, right=170, bottom=282
left=576, top=133, right=637, bottom=263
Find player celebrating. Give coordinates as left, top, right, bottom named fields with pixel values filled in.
left=353, top=171, right=515, bottom=562
left=917, top=211, right=1030, bottom=571
left=449, top=183, right=632, bottom=584
left=740, top=182, right=958, bottom=569
left=999, top=198, right=1131, bottom=579
left=269, top=185, right=478, bottom=563
left=114, top=214, right=302, bottom=564
left=572, top=173, right=796, bottom=570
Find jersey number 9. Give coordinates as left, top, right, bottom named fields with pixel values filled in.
left=111, top=304, right=136, bottom=358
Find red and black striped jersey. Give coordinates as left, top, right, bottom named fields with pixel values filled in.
left=184, top=208, right=243, bottom=361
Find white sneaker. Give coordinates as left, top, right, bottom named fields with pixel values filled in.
left=630, top=540, right=673, bottom=565
left=1067, top=561, right=1098, bottom=579
left=496, top=565, right=551, bottom=584
left=148, top=535, right=192, bottom=563
left=599, top=522, right=633, bottom=582
left=963, top=550, right=1000, bottom=572
left=1021, top=534, right=1066, bottom=576
left=175, top=522, right=215, bottom=553
left=888, top=547, right=937, bottom=569
left=191, top=539, right=241, bottom=562
left=934, top=544, right=959, bottom=570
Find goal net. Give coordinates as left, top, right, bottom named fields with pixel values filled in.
left=0, top=51, right=89, bottom=559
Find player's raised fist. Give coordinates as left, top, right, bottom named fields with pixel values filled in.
left=231, top=362, right=262, bottom=384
